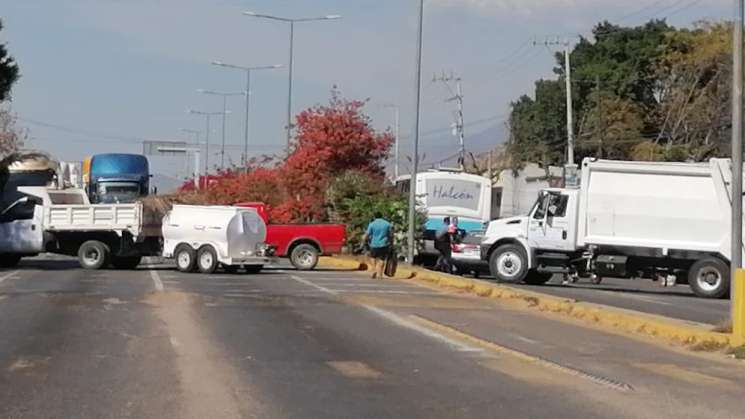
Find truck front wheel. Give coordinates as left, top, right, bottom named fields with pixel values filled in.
left=78, top=240, right=110, bottom=270
left=688, top=257, right=730, bottom=299
left=290, top=244, right=319, bottom=271
left=489, top=244, right=528, bottom=282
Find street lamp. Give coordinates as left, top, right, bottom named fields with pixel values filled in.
left=407, top=0, right=424, bottom=264
left=212, top=61, right=283, bottom=167
left=242, top=10, right=342, bottom=158
left=382, top=104, right=401, bottom=180
left=180, top=128, right=201, bottom=179
left=196, top=89, right=242, bottom=170
left=187, top=109, right=229, bottom=175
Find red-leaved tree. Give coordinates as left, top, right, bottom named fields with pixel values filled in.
left=175, top=90, right=392, bottom=223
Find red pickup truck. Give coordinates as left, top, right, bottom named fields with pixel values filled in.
left=236, top=202, right=346, bottom=270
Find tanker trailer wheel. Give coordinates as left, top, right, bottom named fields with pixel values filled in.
left=688, top=257, right=730, bottom=299
left=290, top=244, right=319, bottom=271
left=175, top=245, right=196, bottom=273
left=489, top=244, right=528, bottom=283
left=78, top=240, right=110, bottom=270
left=197, top=246, right=219, bottom=274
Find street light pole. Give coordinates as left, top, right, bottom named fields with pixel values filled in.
left=407, top=0, right=424, bottom=264
left=196, top=90, right=241, bottom=170
left=287, top=20, right=295, bottom=157
left=383, top=104, right=400, bottom=179
left=732, top=0, right=744, bottom=311
left=242, top=11, right=342, bottom=158
left=212, top=62, right=283, bottom=168
left=188, top=109, right=226, bottom=178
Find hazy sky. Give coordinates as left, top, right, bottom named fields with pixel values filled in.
left=1, top=0, right=729, bottom=179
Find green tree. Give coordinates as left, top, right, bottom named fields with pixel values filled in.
left=577, top=91, right=645, bottom=159
left=0, top=19, right=20, bottom=101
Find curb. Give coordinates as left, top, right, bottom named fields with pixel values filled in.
left=318, top=256, right=731, bottom=349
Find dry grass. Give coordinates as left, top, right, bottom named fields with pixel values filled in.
left=729, top=345, right=745, bottom=359
left=689, top=340, right=727, bottom=352
left=712, top=318, right=732, bottom=333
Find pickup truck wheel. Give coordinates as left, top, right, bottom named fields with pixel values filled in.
left=688, top=258, right=730, bottom=299
left=175, top=245, right=196, bottom=273
left=524, top=271, right=552, bottom=285
left=197, top=246, right=219, bottom=274
left=78, top=240, right=110, bottom=270
left=244, top=265, right=263, bottom=274
left=291, top=244, right=319, bottom=271
left=0, top=254, right=22, bottom=268
left=111, top=256, right=142, bottom=270
left=489, top=244, right=528, bottom=282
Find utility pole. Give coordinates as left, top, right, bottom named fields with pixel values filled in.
left=732, top=0, right=743, bottom=317
left=433, top=71, right=465, bottom=170
left=407, top=0, right=424, bottom=265
left=536, top=38, right=577, bottom=186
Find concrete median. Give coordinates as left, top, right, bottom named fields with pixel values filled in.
left=318, top=256, right=732, bottom=350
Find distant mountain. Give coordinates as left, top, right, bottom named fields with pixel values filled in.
left=420, top=123, right=508, bottom=168
left=150, top=173, right=184, bottom=194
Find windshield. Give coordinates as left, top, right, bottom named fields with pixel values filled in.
left=97, top=183, right=140, bottom=204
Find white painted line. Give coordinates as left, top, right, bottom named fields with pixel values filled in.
left=291, top=273, right=480, bottom=353
left=363, top=305, right=483, bottom=353
left=149, top=269, right=164, bottom=292
left=290, top=275, right=338, bottom=295
left=0, top=271, right=19, bottom=285
left=331, top=290, right=439, bottom=295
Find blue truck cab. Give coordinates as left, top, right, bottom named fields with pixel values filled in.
left=87, top=154, right=150, bottom=204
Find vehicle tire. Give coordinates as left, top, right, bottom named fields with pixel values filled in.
left=290, top=244, right=319, bottom=271
left=78, top=240, right=110, bottom=270
left=688, top=257, right=730, bottom=299
left=110, top=256, right=142, bottom=270
left=489, top=244, right=528, bottom=282
left=0, top=254, right=22, bottom=268
left=197, top=246, right=219, bottom=274
left=524, top=270, right=552, bottom=285
left=244, top=265, right=263, bottom=274
left=223, top=265, right=239, bottom=274
left=175, top=245, right=196, bottom=273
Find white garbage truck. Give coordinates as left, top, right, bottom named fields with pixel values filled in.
left=480, top=158, right=745, bottom=299
left=0, top=186, right=271, bottom=273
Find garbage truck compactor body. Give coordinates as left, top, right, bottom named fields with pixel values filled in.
left=481, top=158, right=745, bottom=299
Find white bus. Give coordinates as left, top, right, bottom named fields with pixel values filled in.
left=395, top=169, right=492, bottom=234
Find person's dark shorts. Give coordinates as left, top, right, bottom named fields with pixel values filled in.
left=369, top=246, right=390, bottom=260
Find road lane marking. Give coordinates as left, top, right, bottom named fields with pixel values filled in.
left=410, top=315, right=634, bottom=392
left=291, top=273, right=481, bottom=352
left=363, top=305, right=483, bottom=353
left=331, top=290, right=440, bottom=295
left=149, top=268, right=164, bottom=292
left=291, top=275, right=338, bottom=295
left=0, top=271, right=19, bottom=285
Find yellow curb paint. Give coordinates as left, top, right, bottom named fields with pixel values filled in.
left=733, top=269, right=745, bottom=347
left=319, top=256, right=732, bottom=349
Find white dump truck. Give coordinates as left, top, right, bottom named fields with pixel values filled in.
left=481, top=158, right=745, bottom=299
left=0, top=187, right=270, bottom=273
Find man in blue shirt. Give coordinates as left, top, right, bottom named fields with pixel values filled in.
left=363, top=211, right=393, bottom=279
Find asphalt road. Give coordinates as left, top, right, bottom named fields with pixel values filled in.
left=1, top=257, right=744, bottom=418
left=456, top=261, right=730, bottom=325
